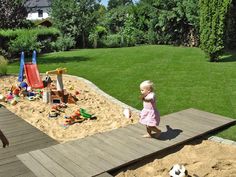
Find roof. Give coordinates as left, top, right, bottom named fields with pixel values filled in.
left=25, top=0, right=51, bottom=8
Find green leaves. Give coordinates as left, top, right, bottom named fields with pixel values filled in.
left=200, top=0, right=232, bottom=61
left=0, top=0, right=28, bottom=29
left=51, top=0, right=99, bottom=48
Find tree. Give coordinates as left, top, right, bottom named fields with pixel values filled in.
left=224, top=1, right=236, bottom=49
left=0, top=0, right=28, bottom=29
left=108, top=0, right=133, bottom=10
left=135, top=0, right=199, bottom=46
left=105, top=6, right=133, bottom=33
left=199, top=0, right=232, bottom=61
left=51, top=0, right=99, bottom=48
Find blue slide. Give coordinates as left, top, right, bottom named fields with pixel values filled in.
left=18, top=52, right=25, bottom=82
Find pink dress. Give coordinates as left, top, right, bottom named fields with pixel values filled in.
left=139, top=92, right=160, bottom=126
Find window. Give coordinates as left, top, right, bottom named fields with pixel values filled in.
left=38, top=10, right=43, bottom=17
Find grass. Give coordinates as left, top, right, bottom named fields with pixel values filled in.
left=7, top=45, right=236, bottom=141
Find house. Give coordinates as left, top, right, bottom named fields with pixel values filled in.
left=25, top=0, right=51, bottom=20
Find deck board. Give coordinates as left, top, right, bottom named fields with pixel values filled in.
left=51, top=143, right=104, bottom=175
left=0, top=107, right=58, bottom=177
left=41, top=147, right=90, bottom=177
left=17, top=108, right=235, bottom=177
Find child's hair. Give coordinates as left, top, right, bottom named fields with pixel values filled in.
left=140, top=80, right=154, bottom=91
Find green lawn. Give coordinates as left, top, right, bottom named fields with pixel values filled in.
left=7, top=45, right=236, bottom=141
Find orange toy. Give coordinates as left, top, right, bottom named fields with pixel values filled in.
left=64, top=110, right=84, bottom=125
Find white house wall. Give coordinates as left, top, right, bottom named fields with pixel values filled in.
left=27, top=11, right=49, bottom=20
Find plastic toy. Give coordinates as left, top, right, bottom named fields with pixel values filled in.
left=64, top=110, right=84, bottom=125
left=43, top=76, right=52, bottom=88
left=48, top=110, right=60, bottom=118
left=18, top=51, right=44, bottom=89
left=6, top=94, right=13, bottom=101
left=79, top=108, right=94, bottom=119
left=19, top=82, right=28, bottom=90
left=0, top=95, right=5, bottom=102
left=48, top=103, right=67, bottom=118
left=51, top=103, right=67, bottom=113
left=28, top=96, right=36, bottom=101
left=46, top=68, right=67, bottom=91
left=13, top=88, right=20, bottom=96
left=123, top=108, right=131, bottom=119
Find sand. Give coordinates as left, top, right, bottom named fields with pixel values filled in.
left=0, top=75, right=139, bottom=143
left=114, top=140, right=236, bottom=177
left=1, top=75, right=236, bottom=177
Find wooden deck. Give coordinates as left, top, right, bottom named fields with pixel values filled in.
left=17, top=108, right=235, bottom=177
left=0, top=106, right=58, bottom=177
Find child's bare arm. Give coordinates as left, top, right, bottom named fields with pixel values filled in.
left=143, top=92, right=154, bottom=102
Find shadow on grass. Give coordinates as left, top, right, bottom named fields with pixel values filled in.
left=37, top=56, right=91, bottom=65
left=10, top=55, right=92, bottom=65
left=219, top=51, right=236, bottom=62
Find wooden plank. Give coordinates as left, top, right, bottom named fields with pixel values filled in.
left=173, top=110, right=220, bottom=125
left=92, top=133, right=141, bottom=160
left=169, top=113, right=222, bottom=132
left=0, top=107, right=58, bottom=177
left=3, top=131, right=50, bottom=147
left=0, top=125, right=35, bottom=136
left=0, top=156, right=18, bottom=166
left=0, top=122, right=36, bottom=133
left=17, top=153, right=54, bottom=177
left=0, top=116, right=23, bottom=123
left=175, top=111, right=227, bottom=130
left=106, top=128, right=152, bottom=156
left=185, top=108, right=236, bottom=124
left=68, top=139, right=118, bottom=170
left=29, top=150, right=74, bottom=177
left=69, top=135, right=126, bottom=166
left=0, top=159, right=33, bottom=177
left=71, top=138, right=124, bottom=167
left=15, top=171, right=36, bottom=177
left=66, top=143, right=113, bottom=171
left=0, top=109, right=15, bottom=114
left=130, top=124, right=189, bottom=151
left=42, top=146, right=90, bottom=177
left=51, top=143, right=104, bottom=176
left=159, top=114, right=212, bottom=135
left=116, top=126, right=163, bottom=151
left=186, top=108, right=235, bottom=122
left=0, top=137, right=57, bottom=160
left=0, top=113, right=22, bottom=120
left=1, top=127, right=38, bottom=139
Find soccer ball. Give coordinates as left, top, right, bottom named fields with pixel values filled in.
left=169, top=164, right=188, bottom=177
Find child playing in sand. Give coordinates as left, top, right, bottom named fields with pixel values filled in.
left=139, top=80, right=161, bottom=138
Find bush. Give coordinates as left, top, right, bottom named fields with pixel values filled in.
left=88, top=26, right=107, bottom=48
left=132, top=29, right=146, bottom=45
left=51, top=35, right=75, bottom=51
left=9, top=30, right=41, bottom=57
left=101, top=34, right=122, bottom=48
left=0, top=28, right=60, bottom=58
left=0, top=56, right=8, bottom=75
